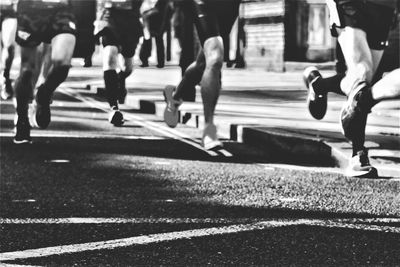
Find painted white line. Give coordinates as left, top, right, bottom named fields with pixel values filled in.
left=0, top=264, right=42, bottom=267
left=1, top=217, right=399, bottom=225
left=261, top=164, right=342, bottom=174
left=217, top=149, right=233, bottom=157
left=0, top=217, right=255, bottom=224
left=59, top=87, right=226, bottom=157
left=0, top=220, right=306, bottom=261
left=0, top=132, right=167, bottom=140
left=46, top=159, right=70, bottom=163
left=1, top=218, right=399, bottom=262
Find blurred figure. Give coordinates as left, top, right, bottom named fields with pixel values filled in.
left=94, top=0, right=143, bottom=126
left=71, top=0, right=97, bottom=68
left=163, top=0, right=241, bottom=150
left=0, top=0, right=17, bottom=100
left=139, top=0, right=171, bottom=68
left=303, top=0, right=398, bottom=177
left=13, top=0, right=77, bottom=144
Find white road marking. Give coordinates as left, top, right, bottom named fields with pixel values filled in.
left=1, top=217, right=399, bottom=225
left=46, top=159, right=70, bottom=163
left=11, top=200, right=36, bottom=203
left=1, top=218, right=399, bottom=262
left=0, top=132, right=167, bottom=140
left=0, top=264, right=42, bottom=267
left=261, top=164, right=342, bottom=174
left=59, top=87, right=229, bottom=157
left=0, top=217, right=255, bottom=224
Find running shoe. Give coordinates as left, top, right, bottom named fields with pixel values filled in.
left=109, top=106, right=124, bottom=126
left=32, top=87, right=51, bottom=129
left=340, top=82, right=371, bottom=140
left=345, top=149, right=378, bottom=178
left=303, top=66, right=327, bottom=120
left=13, top=117, right=32, bottom=144
left=163, top=85, right=182, bottom=128
left=202, top=124, right=223, bottom=151
left=118, top=72, right=127, bottom=104
left=1, top=79, right=13, bottom=100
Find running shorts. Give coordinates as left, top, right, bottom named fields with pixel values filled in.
left=97, top=1, right=143, bottom=58
left=327, top=0, right=397, bottom=49
left=16, top=0, right=76, bottom=47
left=190, top=0, right=241, bottom=45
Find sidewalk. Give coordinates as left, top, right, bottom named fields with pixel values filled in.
left=69, top=63, right=400, bottom=178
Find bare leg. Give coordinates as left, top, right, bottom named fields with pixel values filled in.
left=371, top=68, right=400, bottom=101
left=0, top=18, right=17, bottom=99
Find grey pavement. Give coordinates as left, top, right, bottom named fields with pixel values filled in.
left=38, top=61, right=400, bottom=177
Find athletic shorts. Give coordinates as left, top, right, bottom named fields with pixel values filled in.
left=98, top=8, right=143, bottom=58
left=16, top=6, right=76, bottom=47
left=190, top=0, right=241, bottom=45
left=327, top=0, right=397, bottom=50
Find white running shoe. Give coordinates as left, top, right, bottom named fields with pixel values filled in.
left=163, top=85, right=182, bottom=128
left=202, top=124, right=223, bottom=151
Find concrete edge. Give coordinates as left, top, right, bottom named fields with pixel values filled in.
left=93, top=87, right=399, bottom=178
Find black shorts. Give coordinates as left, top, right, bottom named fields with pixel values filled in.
left=190, top=0, right=241, bottom=45
left=16, top=6, right=76, bottom=47
left=98, top=9, right=142, bottom=58
left=328, top=0, right=396, bottom=50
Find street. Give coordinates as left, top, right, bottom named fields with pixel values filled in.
left=1, top=63, right=399, bottom=266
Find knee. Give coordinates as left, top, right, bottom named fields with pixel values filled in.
left=204, top=45, right=224, bottom=71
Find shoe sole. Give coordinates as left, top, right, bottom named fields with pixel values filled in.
left=163, top=85, right=179, bottom=128
left=303, top=67, right=327, bottom=120
left=13, top=139, right=32, bottom=145
left=345, top=167, right=378, bottom=178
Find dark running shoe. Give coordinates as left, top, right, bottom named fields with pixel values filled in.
left=31, top=86, right=52, bottom=129
left=1, top=79, right=13, bottom=100
left=13, top=117, right=32, bottom=144
left=303, top=66, right=327, bottom=120
left=340, top=82, right=371, bottom=140
left=118, top=73, right=127, bottom=104
left=345, top=149, right=378, bottom=178
left=109, top=106, right=124, bottom=126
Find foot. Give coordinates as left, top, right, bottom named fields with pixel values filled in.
left=13, top=116, right=32, bottom=144
left=83, top=57, right=92, bottom=68
left=109, top=106, right=124, bottom=126
left=345, top=149, right=378, bottom=178
left=340, top=82, right=371, bottom=140
left=1, top=79, right=13, bottom=100
left=202, top=124, right=223, bottom=151
left=303, top=67, right=327, bottom=120
left=163, top=85, right=182, bottom=128
left=32, top=87, right=52, bottom=129
left=118, top=73, right=127, bottom=104
left=156, top=63, right=164, bottom=68
left=140, top=62, right=149, bottom=68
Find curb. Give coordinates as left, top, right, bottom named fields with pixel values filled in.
left=94, top=85, right=399, bottom=178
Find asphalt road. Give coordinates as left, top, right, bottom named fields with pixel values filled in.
left=1, top=83, right=399, bottom=266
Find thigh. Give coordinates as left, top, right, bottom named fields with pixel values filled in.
left=51, top=33, right=75, bottom=65
left=1, top=18, right=17, bottom=47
